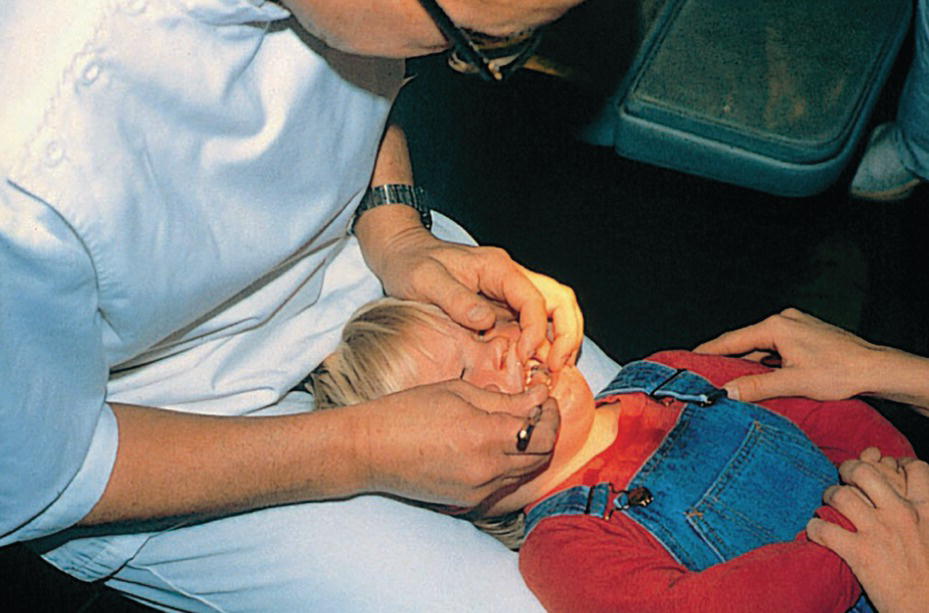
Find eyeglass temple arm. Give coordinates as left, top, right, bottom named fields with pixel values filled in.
left=415, top=0, right=501, bottom=81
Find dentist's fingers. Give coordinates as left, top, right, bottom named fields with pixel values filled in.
left=515, top=264, right=583, bottom=371
left=358, top=380, right=556, bottom=508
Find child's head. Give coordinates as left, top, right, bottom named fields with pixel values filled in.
left=306, top=297, right=600, bottom=547
left=309, top=297, right=558, bottom=408
left=307, top=297, right=449, bottom=410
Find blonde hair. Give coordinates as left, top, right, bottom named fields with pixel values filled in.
left=305, top=296, right=527, bottom=550
left=466, top=509, right=526, bottom=551
left=305, top=297, right=447, bottom=410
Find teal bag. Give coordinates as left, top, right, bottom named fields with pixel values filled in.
left=579, top=0, right=912, bottom=197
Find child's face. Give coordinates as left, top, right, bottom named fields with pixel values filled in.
left=402, top=313, right=597, bottom=512
left=407, top=316, right=543, bottom=392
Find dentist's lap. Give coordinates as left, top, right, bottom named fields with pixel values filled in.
left=38, top=214, right=619, bottom=612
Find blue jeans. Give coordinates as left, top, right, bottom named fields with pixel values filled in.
left=527, top=360, right=871, bottom=612
left=898, top=0, right=929, bottom=178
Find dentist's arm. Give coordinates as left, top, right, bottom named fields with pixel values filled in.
left=83, top=384, right=558, bottom=525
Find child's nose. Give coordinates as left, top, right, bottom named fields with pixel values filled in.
left=483, top=336, right=523, bottom=392
left=489, top=335, right=510, bottom=368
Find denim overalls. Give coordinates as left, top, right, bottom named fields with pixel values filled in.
left=525, top=360, right=871, bottom=612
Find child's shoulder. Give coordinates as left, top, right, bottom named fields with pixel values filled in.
left=645, top=350, right=771, bottom=389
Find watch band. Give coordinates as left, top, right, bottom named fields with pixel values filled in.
left=351, top=184, right=433, bottom=233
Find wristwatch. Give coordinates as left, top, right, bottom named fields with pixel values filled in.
left=351, top=184, right=433, bottom=233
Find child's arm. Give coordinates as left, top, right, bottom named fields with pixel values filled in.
left=520, top=512, right=859, bottom=613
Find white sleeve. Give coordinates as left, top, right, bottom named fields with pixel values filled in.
left=0, top=183, right=118, bottom=545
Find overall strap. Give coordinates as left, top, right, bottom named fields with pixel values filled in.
left=527, top=360, right=705, bottom=537
left=595, top=360, right=728, bottom=406
left=526, top=483, right=654, bottom=536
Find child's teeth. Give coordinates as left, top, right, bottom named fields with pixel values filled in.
left=524, top=358, right=552, bottom=390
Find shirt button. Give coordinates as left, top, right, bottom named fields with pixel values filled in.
left=81, top=62, right=101, bottom=84
left=121, top=0, right=147, bottom=14
left=45, top=141, right=65, bottom=166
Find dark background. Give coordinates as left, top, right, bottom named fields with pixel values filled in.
left=4, top=1, right=927, bottom=609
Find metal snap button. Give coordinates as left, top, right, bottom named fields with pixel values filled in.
left=613, top=486, right=654, bottom=515
left=627, top=486, right=653, bottom=508
left=45, top=141, right=64, bottom=166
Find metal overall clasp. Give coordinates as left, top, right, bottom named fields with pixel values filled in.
left=586, top=484, right=654, bottom=521
left=650, top=368, right=728, bottom=407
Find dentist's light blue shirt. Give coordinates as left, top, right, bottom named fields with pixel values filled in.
left=0, top=2, right=620, bottom=608
left=0, top=0, right=402, bottom=548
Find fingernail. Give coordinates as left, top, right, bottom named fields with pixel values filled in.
left=724, top=385, right=740, bottom=401
left=468, top=304, right=491, bottom=322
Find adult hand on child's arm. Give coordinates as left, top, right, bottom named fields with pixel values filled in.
left=694, top=308, right=929, bottom=411
left=807, top=449, right=929, bottom=613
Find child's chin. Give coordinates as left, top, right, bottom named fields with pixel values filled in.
left=551, top=366, right=592, bottom=411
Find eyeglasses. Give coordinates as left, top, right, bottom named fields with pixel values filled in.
left=416, top=0, right=543, bottom=82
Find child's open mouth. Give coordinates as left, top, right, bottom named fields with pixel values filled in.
left=524, top=357, right=552, bottom=390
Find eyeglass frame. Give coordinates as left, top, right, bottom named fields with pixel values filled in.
left=415, top=0, right=541, bottom=82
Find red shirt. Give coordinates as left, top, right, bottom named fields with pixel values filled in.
left=519, top=351, right=914, bottom=612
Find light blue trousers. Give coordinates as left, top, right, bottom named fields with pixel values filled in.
left=898, top=0, right=929, bottom=178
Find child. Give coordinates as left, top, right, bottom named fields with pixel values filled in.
left=305, top=297, right=913, bottom=612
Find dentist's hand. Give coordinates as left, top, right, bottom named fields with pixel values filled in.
left=355, top=380, right=560, bottom=507
left=355, top=123, right=582, bottom=372
left=360, top=220, right=582, bottom=373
